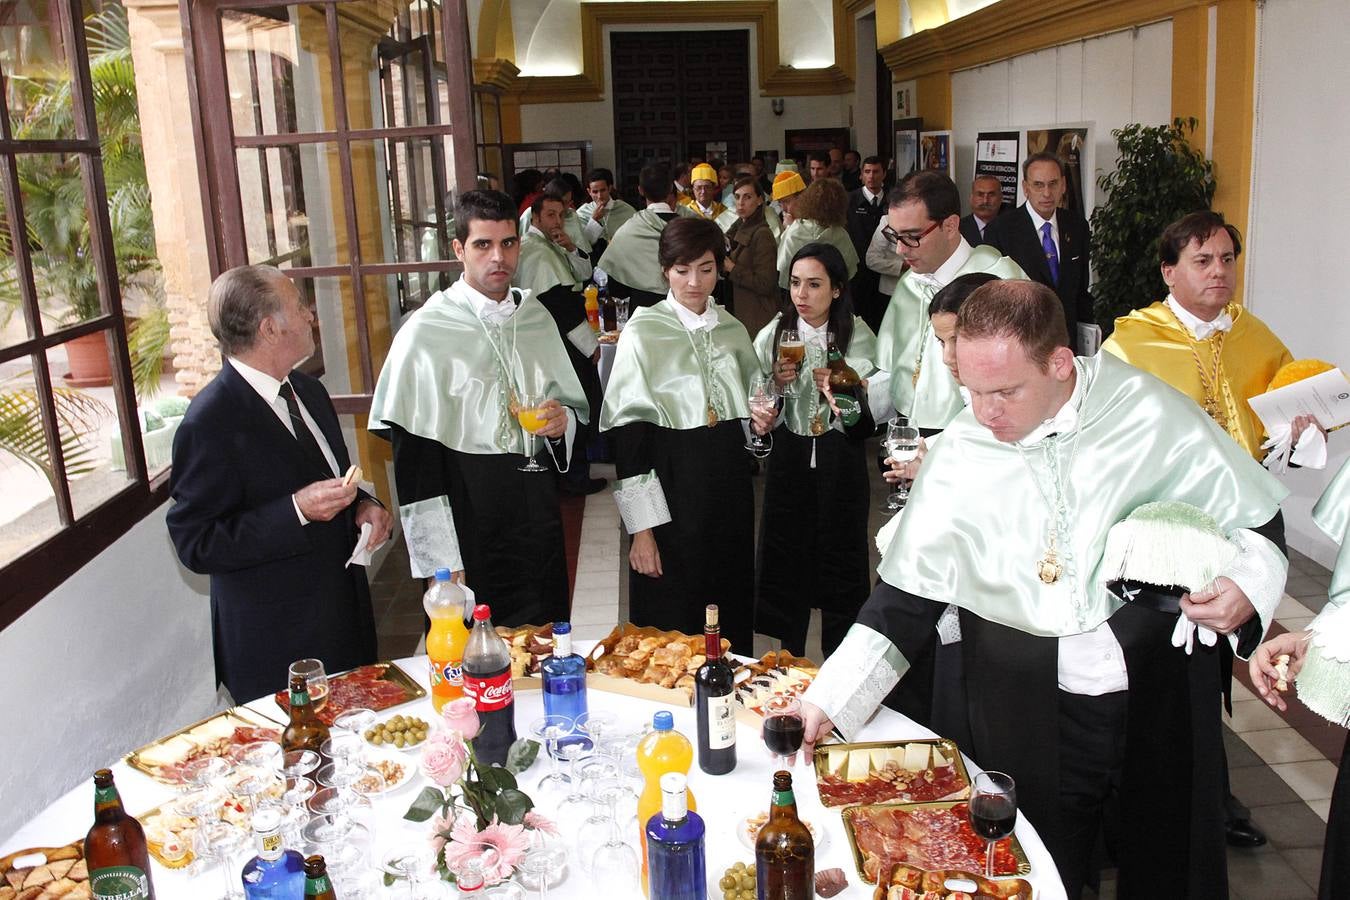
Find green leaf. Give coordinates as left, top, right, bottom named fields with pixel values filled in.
left=477, top=764, right=518, bottom=792
left=494, top=788, right=533, bottom=825
left=504, top=738, right=541, bottom=774
left=404, top=786, right=447, bottom=823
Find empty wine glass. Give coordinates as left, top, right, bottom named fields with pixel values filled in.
left=184, top=755, right=234, bottom=792
left=520, top=845, right=568, bottom=898
left=281, top=749, right=320, bottom=779
left=614, top=297, right=630, bottom=330
left=333, top=707, right=377, bottom=742
left=761, top=694, right=805, bottom=769
left=577, top=712, right=616, bottom=747
left=969, top=770, right=1017, bottom=878
left=516, top=392, right=551, bottom=472
left=288, top=658, right=329, bottom=712
left=444, top=842, right=503, bottom=893
left=746, top=378, right=779, bottom=458
left=193, top=819, right=248, bottom=900
left=589, top=779, right=639, bottom=883
left=381, top=846, right=450, bottom=899
left=529, top=714, right=574, bottom=793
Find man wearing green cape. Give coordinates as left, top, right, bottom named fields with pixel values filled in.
left=597, top=163, right=692, bottom=309
left=368, top=191, right=589, bottom=626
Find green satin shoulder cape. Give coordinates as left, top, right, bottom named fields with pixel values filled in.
left=515, top=231, right=580, bottom=297
left=599, top=297, right=758, bottom=431
left=875, top=246, right=1026, bottom=428
left=775, top=219, right=860, bottom=289
left=575, top=198, right=637, bottom=241
left=596, top=210, right=669, bottom=294
left=877, top=353, right=1288, bottom=637
left=752, top=313, right=879, bottom=436
left=368, top=279, right=590, bottom=454
left=1314, top=460, right=1350, bottom=605
left=517, top=208, right=593, bottom=254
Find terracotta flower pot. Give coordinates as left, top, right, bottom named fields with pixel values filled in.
left=62, top=330, right=114, bottom=388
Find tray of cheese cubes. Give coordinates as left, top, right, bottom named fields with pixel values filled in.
left=812, top=739, right=971, bottom=808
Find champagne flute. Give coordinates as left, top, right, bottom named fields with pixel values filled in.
left=884, top=416, right=921, bottom=511
left=289, top=658, right=329, bottom=712
left=517, top=392, right=551, bottom=473
left=776, top=329, right=805, bottom=397
left=745, top=378, right=779, bottom=458
left=761, top=694, right=805, bottom=769
left=969, top=771, right=1017, bottom=878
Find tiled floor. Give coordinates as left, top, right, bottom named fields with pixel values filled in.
left=368, top=448, right=1342, bottom=898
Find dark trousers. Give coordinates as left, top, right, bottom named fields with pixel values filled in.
left=1052, top=690, right=1128, bottom=900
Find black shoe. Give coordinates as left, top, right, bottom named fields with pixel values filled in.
left=561, top=477, right=608, bottom=496
left=1225, top=818, right=1267, bottom=848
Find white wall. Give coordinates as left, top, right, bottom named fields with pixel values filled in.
left=519, top=21, right=852, bottom=171
left=0, top=503, right=219, bottom=842
left=1245, top=0, right=1350, bottom=566
left=950, top=21, right=1173, bottom=212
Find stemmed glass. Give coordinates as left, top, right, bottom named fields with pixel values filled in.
left=444, top=842, right=503, bottom=894
left=883, top=416, right=921, bottom=512
left=381, top=847, right=450, bottom=899
left=969, top=771, right=1017, bottom=878
left=589, top=778, right=640, bottom=883
left=529, top=715, right=574, bottom=794
left=281, top=749, right=320, bottom=779
left=614, top=297, right=630, bottom=330
left=333, top=707, right=377, bottom=743
left=289, top=658, right=329, bottom=712
left=516, top=392, right=551, bottom=472
left=521, top=845, right=568, bottom=898
left=761, top=694, right=805, bottom=769
left=776, top=329, right=805, bottom=397
left=279, top=775, right=315, bottom=846
left=746, top=378, right=779, bottom=458
left=193, top=819, right=248, bottom=900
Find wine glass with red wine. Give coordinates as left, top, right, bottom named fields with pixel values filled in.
left=969, top=770, right=1017, bottom=878
left=761, top=694, right=805, bottom=768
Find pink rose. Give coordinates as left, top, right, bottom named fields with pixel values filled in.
left=420, top=730, right=468, bottom=787
left=442, top=697, right=481, bottom=741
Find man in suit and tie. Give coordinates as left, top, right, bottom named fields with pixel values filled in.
left=981, top=152, right=1094, bottom=351
left=846, top=156, right=891, bottom=331
left=958, top=174, right=1006, bottom=246
left=168, top=265, right=390, bottom=702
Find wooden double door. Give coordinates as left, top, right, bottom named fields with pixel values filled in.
left=611, top=30, right=750, bottom=203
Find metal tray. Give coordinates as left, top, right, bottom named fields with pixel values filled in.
left=272, top=660, right=426, bottom=725
left=812, top=738, right=972, bottom=807
left=841, top=799, right=1031, bottom=883
left=124, top=705, right=283, bottom=783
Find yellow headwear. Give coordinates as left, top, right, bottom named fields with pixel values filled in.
left=690, top=163, right=718, bottom=185
left=772, top=171, right=806, bottom=201
left=1268, top=359, right=1337, bottom=392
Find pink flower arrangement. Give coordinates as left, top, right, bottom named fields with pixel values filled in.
left=442, top=697, right=481, bottom=740
left=441, top=816, right=531, bottom=885
left=523, top=810, right=558, bottom=835
left=420, top=729, right=469, bottom=787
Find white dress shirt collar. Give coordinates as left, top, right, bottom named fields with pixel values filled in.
left=1016, top=361, right=1084, bottom=448
left=228, top=355, right=288, bottom=405
left=647, top=202, right=675, bottom=214
left=930, top=238, right=974, bottom=287
left=862, top=186, right=883, bottom=205
left=668, top=293, right=719, bottom=332
left=1166, top=293, right=1233, bottom=340
left=800, top=317, right=831, bottom=349
left=453, top=274, right=518, bottom=324
left=1026, top=204, right=1058, bottom=238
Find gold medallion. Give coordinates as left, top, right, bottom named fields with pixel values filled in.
left=810, top=416, right=826, bottom=436
left=1202, top=398, right=1228, bottom=429
left=1037, top=533, right=1063, bottom=584
left=911, top=366, right=921, bottom=388
left=706, top=405, right=719, bottom=428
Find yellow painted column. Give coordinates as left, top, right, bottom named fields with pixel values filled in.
left=1210, top=0, right=1257, bottom=301
left=908, top=0, right=951, bottom=34
left=1170, top=5, right=1209, bottom=132
left=876, top=0, right=901, bottom=45
left=916, top=72, right=952, bottom=130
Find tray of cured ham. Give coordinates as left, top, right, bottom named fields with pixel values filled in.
left=585, top=623, right=730, bottom=706
left=843, top=801, right=1029, bottom=884
left=813, top=739, right=970, bottom=808
left=0, top=841, right=89, bottom=899
left=871, top=863, right=1032, bottom=900
left=272, top=661, right=424, bottom=725
left=125, top=706, right=283, bottom=785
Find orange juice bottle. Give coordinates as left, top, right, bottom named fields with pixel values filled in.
left=637, top=711, right=698, bottom=895
left=424, top=568, right=470, bottom=712
left=584, top=284, right=601, bottom=331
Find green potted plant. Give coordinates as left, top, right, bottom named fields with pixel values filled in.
left=1089, top=118, right=1214, bottom=333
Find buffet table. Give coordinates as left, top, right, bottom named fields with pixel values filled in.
left=2, top=651, right=1067, bottom=899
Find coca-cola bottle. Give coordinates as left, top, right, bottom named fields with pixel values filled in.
left=462, top=604, right=517, bottom=765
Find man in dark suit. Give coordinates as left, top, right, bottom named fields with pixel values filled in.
left=168, top=265, right=391, bottom=702
left=958, top=174, right=1006, bottom=246
left=846, top=156, right=890, bottom=331
left=980, top=152, right=1095, bottom=351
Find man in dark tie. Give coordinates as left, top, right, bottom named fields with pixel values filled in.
left=168, top=265, right=391, bottom=702
left=958, top=174, right=1006, bottom=245
left=981, top=152, right=1095, bottom=351
left=846, top=156, right=891, bottom=331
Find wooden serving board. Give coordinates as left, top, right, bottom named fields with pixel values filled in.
left=0, top=841, right=89, bottom=900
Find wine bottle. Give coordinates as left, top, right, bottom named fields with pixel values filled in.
left=694, top=604, right=737, bottom=775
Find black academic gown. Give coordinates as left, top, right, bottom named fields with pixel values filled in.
left=533, top=282, right=604, bottom=479
left=386, top=425, right=570, bottom=628
left=613, top=420, right=756, bottom=654
left=756, top=414, right=873, bottom=658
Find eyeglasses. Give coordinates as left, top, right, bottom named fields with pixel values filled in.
left=882, top=220, right=941, bottom=248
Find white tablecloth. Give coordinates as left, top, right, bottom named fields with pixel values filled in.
left=2, top=651, right=1066, bottom=899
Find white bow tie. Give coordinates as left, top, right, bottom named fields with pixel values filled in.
left=911, top=273, right=943, bottom=293
left=480, top=301, right=517, bottom=326
left=1192, top=312, right=1233, bottom=340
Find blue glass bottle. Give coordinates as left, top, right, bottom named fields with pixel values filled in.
left=241, top=809, right=305, bottom=900
left=646, top=772, right=707, bottom=900
left=541, top=621, right=589, bottom=735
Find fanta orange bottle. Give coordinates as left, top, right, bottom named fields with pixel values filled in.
left=424, top=568, right=469, bottom=712
left=637, top=711, right=698, bottom=895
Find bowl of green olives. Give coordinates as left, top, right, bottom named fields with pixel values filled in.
left=718, top=861, right=756, bottom=900
left=362, top=712, right=435, bottom=752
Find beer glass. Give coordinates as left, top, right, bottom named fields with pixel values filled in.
left=776, top=329, right=805, bottom=397
left=288, top=658, right=329, bottom=712
left=517, top=392, right=550, bottom=473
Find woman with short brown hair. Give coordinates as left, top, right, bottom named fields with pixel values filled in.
left=775, top=178, right=859, bottom=289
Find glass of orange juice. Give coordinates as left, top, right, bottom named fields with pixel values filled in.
left=517, top=393, right=550, bottom=472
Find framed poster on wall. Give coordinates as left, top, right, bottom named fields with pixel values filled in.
left=920, top=130, right=955, bottom=180
left=975, top=131, right=1021, bottom=208
left=893, top=117, right=922, bottom=180
left=784, top=127, right=850, bottom=166
left=1022, top=124, right=1093, bottom=217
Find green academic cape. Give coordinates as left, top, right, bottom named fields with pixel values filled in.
left=515, top=229, right=581, bottom=298
left=775, top=219, right=859, bottom=289
left=751, top=314, right=878, bottom=436
left=596, top=209, right=673, bottom=296
left=575, top=198, right=637, bottom=241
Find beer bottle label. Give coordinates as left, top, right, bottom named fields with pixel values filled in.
left=305, top=873, right=333, bottom=895
left=91, top=865, right=152, bottom=900
left=463, top=668, right=513, bottom=712
left=771, top=788, right=795, bottom=807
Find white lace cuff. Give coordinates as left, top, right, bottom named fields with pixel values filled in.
left=802, top=623, right=907, bottom=740
left=613, top=470, right=672, bottom=533
left=1221, top=527, right=1289, bottom=658
left=399, top=495, right=463, bottom=578
left=567, top=320, right=600, bottom=358
left=936, top=604, right=963, bottom=645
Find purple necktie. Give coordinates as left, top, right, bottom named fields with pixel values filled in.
left=1041, top=221, right=1060, bottom=286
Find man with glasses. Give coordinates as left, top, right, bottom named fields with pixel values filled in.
left=873, top=171, right=1025, bottom=431
left=981, top=152, right=1094, bottom=351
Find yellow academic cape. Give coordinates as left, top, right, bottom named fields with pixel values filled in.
left=1103, top=301, right=1292, bottom=459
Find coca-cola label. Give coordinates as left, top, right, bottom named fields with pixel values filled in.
left=463, top=668, right=513, bottom=712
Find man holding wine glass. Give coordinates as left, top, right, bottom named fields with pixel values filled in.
left=368, top=190, right=589, bottom=628
left=799, top=280, right=1291, bottom=898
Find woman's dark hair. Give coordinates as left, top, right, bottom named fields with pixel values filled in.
left=732, top=174, right=762, bottom=197
left=558, top=172, right=585, bottom=204
left=773, top=242, right=855, bottom=352
left=511, top=168, right=544, bottom=207
left=658, top=217, right=726, bottom=270
left=928, top=272, right=1001, bottom=317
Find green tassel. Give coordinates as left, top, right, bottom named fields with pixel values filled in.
left=1296, top=603, right=1350, bottom=727
left=1101, top=501, right=1236, bottom=591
